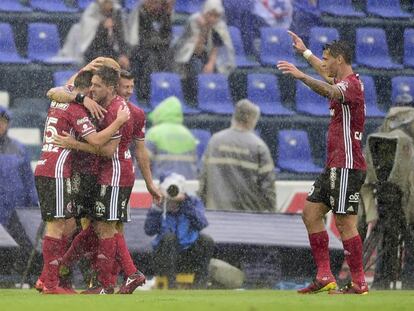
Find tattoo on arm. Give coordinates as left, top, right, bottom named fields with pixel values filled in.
left=299, top=75, right=342, bottom=101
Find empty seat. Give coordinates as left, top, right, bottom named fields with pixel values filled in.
left=295, top=76, right=329, bottom=116
left=0, top=0, right=32, bottom=12
left=28, top=23, right=72, bottom=63
left=359, top=75, right=385, bottom=117
left=172, top=25, right=184, bottom=45
left=229, top=26, right=259, bottom=67
left=404, top=28, right=414, bottom=68
left=197, top=74, right=234, bottom=114
left=53, top=70, right=77, bottom=86
left=77, top=0, right=94, bottom=10
left=8, top=128, right=42, bottom=145
left=0, top=91, right=10, bottom=108
left=309, top=27, right=339, bottom=58
left=175, top=0, right=203, bottom=14
left=391, top=76, right=414, bottom=103
left=260, top=27, right=305, bottom=67
left=30, top=0, right=77, bottom=12
left=277, top=129, right=323, bottom=173
left=355, top=27, right=402, bottom=69
left=0, top=23, right=30, bottom=64
left=247, top=73, right=294, bottom=116
left=366, top=0, right=411, bottom=18
left=150, top=72, right=199, bottom=114
left=318, top=0, right=365, bottom=17
left=190, top=128, right=211, bottom=162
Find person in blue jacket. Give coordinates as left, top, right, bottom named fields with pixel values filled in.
left=144, top=172, right=214, bottom=288
left=0, top=107, right=38, bottom=227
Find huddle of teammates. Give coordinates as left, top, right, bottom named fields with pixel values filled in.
left=34, top=57, right=161, bottom=294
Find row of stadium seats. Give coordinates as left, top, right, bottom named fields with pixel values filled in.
left=0, top=0, right=412, bottom=18
left=2, top=21, right=414, bottom=70
left=8, top=125, right=324, bottom=174
left=4, top=72, right=414, bottom=119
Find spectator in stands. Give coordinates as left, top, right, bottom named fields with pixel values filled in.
left=253, top=0, right=293, bottom=30
left=173, top=0, right=235, bottom=102
left=0, top=107, right=38, bottom=227
left=290, top=0, right=321, bottom=44
left=198, top=99, right=276, bottom=212
left=127, top=0, right=175, bottom=102
left=59, top=0, right=130, bottom=68
left=145, top=96, right=199, bottom=179
left=144, top=172, right=214, bottom=288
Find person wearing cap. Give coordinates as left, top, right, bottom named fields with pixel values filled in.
left=0, top=107, right=38, bottom=227
left=144, top=172, right=214, bottom=288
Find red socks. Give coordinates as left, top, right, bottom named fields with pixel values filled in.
left=41, top=236, right=64, bottom=289
left=309, top=231, right=334, bottom=280
left=96, top=237, right=117, bottom=288
left=61, top=225, right=99, bottom=266
left=115, top=233, right=137, bottom=277
left=343, top=235, right=366, bottom=285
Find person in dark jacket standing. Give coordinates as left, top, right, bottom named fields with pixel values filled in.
left=144, top=172, right=214, bottom=288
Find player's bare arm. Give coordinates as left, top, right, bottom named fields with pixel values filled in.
left=277, top=61, right=342, bottom=101
left=135, top=140, right=163, bottom=204
left=287, top=31, right=334, bottom=84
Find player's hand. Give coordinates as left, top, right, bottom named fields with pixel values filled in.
left=287, top=31, right=307, bottom=54
left=53, top=131, right=78, bottom=149
left=147, top=183, right=163, bottom=205
left=83, top=57, right=106, bottom=72
left=116, top=105, right=130, bottom=123
left=277, top=61, right=305, bottom=79
left=84, top=96, right=107, bottom=120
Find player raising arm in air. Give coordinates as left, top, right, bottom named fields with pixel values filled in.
left=277, top=32, right=368, bottom=295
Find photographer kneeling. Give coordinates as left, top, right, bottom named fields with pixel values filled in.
left=144, top=172, right=214, bottom=288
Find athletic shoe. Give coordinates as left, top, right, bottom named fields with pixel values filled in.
left=35, top=279, right=44, bottom=293
left=42, top=286, right=72, bottom=295
left=80, top=286, right=114, bottom=295
left=329, top=282, right=369, bottom=295
left=117, top=271, right=146, bottom=294
left=297, top=277, right=337, bottom=294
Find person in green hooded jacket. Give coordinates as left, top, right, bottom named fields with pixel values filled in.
left=146, top=96, right=199, bottom=179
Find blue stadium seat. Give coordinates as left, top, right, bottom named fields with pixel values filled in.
left=260, top=27, right=305, bottom=67
left=309, top=27, right=339, bottom=58
left=229, top=26, right=259, bottom=67
left=355, top=27, right=402, bottom=69
left=295, top=76, right=329, bottom=116
left=391, top=76, right=414, bottom=104
left=318, top=0, right=365, bottom=17
left=175, top=0, right=203, bottom=14
left=190, top=128, right=211, bottom=162
left=30, top=0, right=77, bottom=12
left=150, top=72, right=199, bottom=114
left=404, top=28, right=414, bottom=68
left=124, top=0, right=138, bottom=11
left=366, top=0, right=411, bottom=18
left=172, top=25, right=184, bottom=45
left=197, top=74, right=234, bottom=114
left=0, top=0, right=32, bottom=12
left=359, top=75, right=385, bottom=117
left=277, top=129, right=323, bottom=173
left=77, top=0, right=94, bottom=10
left=0, top=23, right=30, bottom=64
left=27, top=23, right=61, bottom=62
left=247, top=73, right=294, bottom=116
left=53, top=70, right=77, bottom=86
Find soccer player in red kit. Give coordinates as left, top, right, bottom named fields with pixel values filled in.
left=34, top=71, right=130, bottom=294
left=277, top=32, right=368, bottom=295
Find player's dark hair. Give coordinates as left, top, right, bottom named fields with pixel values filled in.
left=323, top=40, right=353, bottom=64
left=120, top=70, right=134, bottom=80
left=94, top=66, right=120, bottom=88
left=74, top=70, right=93, bottom=89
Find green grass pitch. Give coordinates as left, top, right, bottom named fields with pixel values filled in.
left=1, top=289, right=414, bottom=311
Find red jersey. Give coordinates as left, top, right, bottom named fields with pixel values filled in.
left=97, top=96, right=135, bottom=187
left=128, top=102, right=146, bottom=141
left=327, top=73, right=366, bottom=170
left=35, top=101, right=96, bottom=178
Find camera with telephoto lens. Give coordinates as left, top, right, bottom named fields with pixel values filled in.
left=160, top=173, right=186, bottom=199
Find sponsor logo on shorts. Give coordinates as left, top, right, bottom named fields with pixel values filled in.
left=100, top=185, right=107, bottom=197
left=347, top=205, right=355, bottom=213
left=330, top=168, right=337, bottom=189
left=95, top=201, right=106, bottom=217
left=66, top=179, right=72, bottom=195
left=349, top=192, right=360, bottom=203
left=330, top=196, right=335, bottom=208
left=308, top=186, right=315, bottom=196
left=66, top=202, right=74, bottom=213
